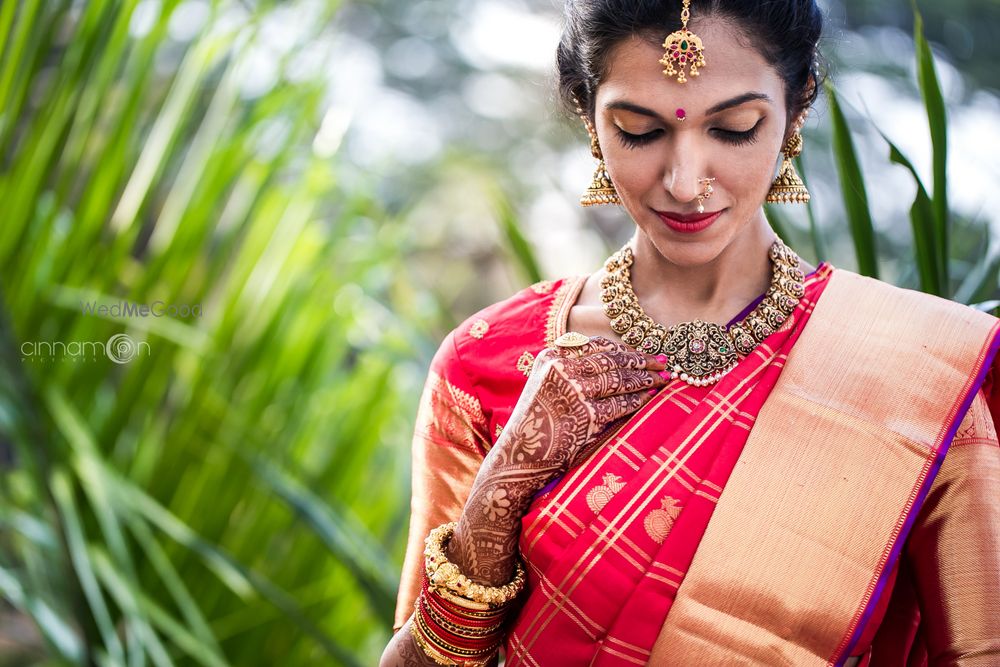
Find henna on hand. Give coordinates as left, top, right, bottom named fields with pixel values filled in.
left=383, top=339, right=663, bottom=663
left=446, top=337, right=667, bottom=587
left=380, top=617, right=499, bottom=667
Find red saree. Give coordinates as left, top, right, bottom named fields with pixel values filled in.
left=394, top=265, right=1000, bottom=665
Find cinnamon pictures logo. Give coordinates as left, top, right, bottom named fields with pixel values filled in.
left=21, top=333, right=150, bottom=364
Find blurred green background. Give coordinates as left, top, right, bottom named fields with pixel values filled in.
left=0, top=0, right=997, bottom=665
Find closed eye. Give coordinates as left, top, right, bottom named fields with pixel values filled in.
left=711, top=118, right=763, bottom=146
left=616, top=127, right=662, bottom=149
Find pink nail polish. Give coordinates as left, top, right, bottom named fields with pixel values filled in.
left=659, top=371, right=671, bottom=380
left=656, top=355, right=668, bottom=364
left=648, top=388, right=657, bottom=396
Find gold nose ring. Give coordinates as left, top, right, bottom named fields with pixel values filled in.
left=696, top=177, right=716, bottom=214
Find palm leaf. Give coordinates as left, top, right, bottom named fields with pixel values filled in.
left=879, top=133, right=943, bottom=295
left=825, top=82, right=879, bottom=277
left=913, top=4, right=949, bottom=290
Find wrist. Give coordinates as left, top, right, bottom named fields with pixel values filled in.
left=445, top=518, right=521, bottom=588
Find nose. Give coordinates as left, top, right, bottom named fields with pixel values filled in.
left=662, top=137, right=707, bottom=208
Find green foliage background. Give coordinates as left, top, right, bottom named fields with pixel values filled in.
left=0, top=1, right=997, bottom=665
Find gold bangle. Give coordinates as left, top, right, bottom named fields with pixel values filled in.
left=421, top=596, right=505, bottom=638
left=424, top=522, right=526, bottom=609
left=414, top=609, right=498, bottom=658
left=410, top=611, right=497, bottom=666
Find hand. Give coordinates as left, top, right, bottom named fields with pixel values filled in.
left=499, top=335, right=667, bottom=475
left=446, top=336, right=667, bottom=586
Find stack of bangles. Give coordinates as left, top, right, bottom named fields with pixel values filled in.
left=410, top=522, right=526, bottom=666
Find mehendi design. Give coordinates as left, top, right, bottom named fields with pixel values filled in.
left=482, top=488, right=512, bottom=521
left=386, top=619, right=443, bottom=666
left=385, top=339, right=666, bottom=664
left=441, top=338, right=667, bottom=590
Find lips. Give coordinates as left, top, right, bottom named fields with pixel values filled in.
left=655, top=209, right=724, bottom=234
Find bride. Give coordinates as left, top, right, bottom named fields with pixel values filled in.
left=381, top=1, right=1000, bottom=664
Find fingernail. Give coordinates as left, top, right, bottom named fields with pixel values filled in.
left=648, top=388, right=657, bottom=396
left=656, top=355, right=668, bottom=364
left=659, top=371, right=671, bottom=380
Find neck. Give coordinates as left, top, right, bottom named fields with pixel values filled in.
left=628, top=211, right=778, bottom=327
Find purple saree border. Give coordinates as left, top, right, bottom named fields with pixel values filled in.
left=835, top=322, right=1000, bottom=664
left=725, top=262, right=827, bottom=327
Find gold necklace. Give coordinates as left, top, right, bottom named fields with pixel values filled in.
left=600, top=240, right=805, bottom=387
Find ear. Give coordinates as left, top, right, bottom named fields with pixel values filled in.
left=785, top=72, right=818, bottom=143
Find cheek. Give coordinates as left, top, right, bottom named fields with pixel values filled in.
left=604, top=147, right=661, bottom=194
left=716, top=145, right=779, bottom=196
left=710, top=132, right=784, bottom=202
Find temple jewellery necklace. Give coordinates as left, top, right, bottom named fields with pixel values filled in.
left=600, top=239, right=806, bottom=387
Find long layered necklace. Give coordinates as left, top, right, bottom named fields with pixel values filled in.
left=601, top=240, right=806, bottom=387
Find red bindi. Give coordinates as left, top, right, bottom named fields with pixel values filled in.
left=676, top=108, right=686, bottom=121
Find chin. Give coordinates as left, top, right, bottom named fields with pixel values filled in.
left=647, top=234, right=730, bottom=268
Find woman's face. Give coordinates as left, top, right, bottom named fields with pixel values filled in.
left=593, top=17, right=791, bottom=267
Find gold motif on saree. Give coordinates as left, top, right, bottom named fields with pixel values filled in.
left=955, top=391, right=998, bottom=444
left=586, top=473, right=625, bottom=513
left=644, top=496, right=682, bottom=544
left=416, top=371, right=489, bottom=453
left=495, top=424, right=504, bottom=440
left=469, top=319, right=489, bottom=340
left=544, top=279, right=583, bottom=347
left=516, top=351, right=535, bottom=377
left=531, top=280, right=555, bottom=295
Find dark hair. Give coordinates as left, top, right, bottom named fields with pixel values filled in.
left=557, top=0, right=824, bottom=124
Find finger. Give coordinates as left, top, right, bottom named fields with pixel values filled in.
left=575, top=349, right=665, bottom=374
left=582, top=335, right=634, bottom=356
left=577, top=366, right=666, bottom=398
left=591, top=389, right=652, bottom=424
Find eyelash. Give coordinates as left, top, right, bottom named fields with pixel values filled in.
left=615, top=119, right=763, bottom=150
left=616, top=128, right=662, bottom=149
left=713, top=120, right=762, bottom=147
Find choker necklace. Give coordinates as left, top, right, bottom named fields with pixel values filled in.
left=600, top=240, right=805, bottom=387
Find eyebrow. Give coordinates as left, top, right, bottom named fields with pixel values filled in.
left=605, top=92, right=772, bottom=120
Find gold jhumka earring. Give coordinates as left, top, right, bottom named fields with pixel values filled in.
left=660, top=0, right=706, bottom=84
left=579, top=111, right=622, bottom=207
left=767, top=114, right=810, bottom=204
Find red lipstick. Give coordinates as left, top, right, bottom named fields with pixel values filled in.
left=655, top=209, right=723, bottom=234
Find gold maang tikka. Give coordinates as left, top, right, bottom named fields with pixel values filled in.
left=660, top=0, right=706, bottom=84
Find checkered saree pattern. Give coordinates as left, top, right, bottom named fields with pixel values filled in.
left=503, top=266, right=835, bottom=666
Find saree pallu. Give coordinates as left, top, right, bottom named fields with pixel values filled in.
left=504, top=265, right=834, bottom=666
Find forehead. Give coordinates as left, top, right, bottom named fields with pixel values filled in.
left=598, top=18, right=786, bottom=112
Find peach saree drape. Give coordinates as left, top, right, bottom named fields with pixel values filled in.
left=394, top=266, right=1000, bottom=665
left=646, top=270, right=1000, bottom=666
